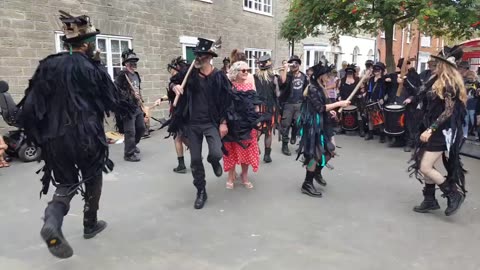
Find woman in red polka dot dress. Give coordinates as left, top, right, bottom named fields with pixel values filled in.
left=224, top=61, right=260, bottom=189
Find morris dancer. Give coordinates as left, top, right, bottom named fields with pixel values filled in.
left=155, top=56, right=190, bottom=173
left=169, top=38, right=230, bottom=209
left=114, top=49, right=146, bottom=162
left=254, top=54, right=279, bottom=163
left=296, top=61, right=350, bottom=197
left=18, top=11, right=133, bottom=258
left=409, top=46, right=467, bottom=216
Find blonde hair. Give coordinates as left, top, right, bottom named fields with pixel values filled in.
left=228, top=61, right=249, bottom=81
left=256, top=68, right=273, bottom=82
left=432, top=61, right=467, bottom=105
left=465, top=70, right=478, bottom=81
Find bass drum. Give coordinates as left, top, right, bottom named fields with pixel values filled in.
left=341, top=105, right=358, bottom=131
left=384, top=104, right=406, bottom=135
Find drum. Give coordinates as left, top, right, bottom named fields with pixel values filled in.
left=384, top=104, right=406, bottom=135
left=341, top=105, right=358, bottom=131
left=366, top=102, right=384, bottom=127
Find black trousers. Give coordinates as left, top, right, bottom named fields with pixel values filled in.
left=281, top=103, right=302, bottom=143
left=186, top=123, right=223, bottom=191
left=123, top=108, right=146, bottom=156
left=404, top=105, right=420, bottom=147
left=42, top=133, right=106, bottom=227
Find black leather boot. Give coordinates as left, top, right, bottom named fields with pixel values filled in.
left=282, top=142, right=291, bottom=156
left=314, top=165, right=327, bottom=186
left=358, top=120, right=366, bottom=137
left=173, top=156, right=187, bottom=173
left=365, top=131, right=373, bottom=140
left=194, top=189, right=208, bottom=209
left=413, top=184, right=440, bottom=213
left=83, top=212, right=107, bottom=239
left=263, top=147, right=272, bottom=163
left=40, top=202, right=73, bottom=259
left=301, top=171, right=322, bottom=197
left=439, top=181, right=465, bottom=216
left=210, top=160, right=223, bottom=177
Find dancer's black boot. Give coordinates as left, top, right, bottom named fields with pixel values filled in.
left=83, top=212, right=107, bottom=239
left=439, top=181, right=465, bottom=216
left=314, top=165, right=327, bottom=186
left=282, top=142, right=291, bottom=156
left=263, top=147, right=272, bottom=163
left=194, top=189, right=208, bottom=209
left=413, top=184, right=440, bottom=213
left=173, top=156, right=187, bottom=173
left=40, top=202, right=73, bottom=259
left=301, top=171, right=322, bottom=197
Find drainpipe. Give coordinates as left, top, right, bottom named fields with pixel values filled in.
left=416, top=28, right=421, bottom=71
left=400, top=27, right=405, bottom=58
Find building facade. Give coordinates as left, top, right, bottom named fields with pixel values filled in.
left=376, top=23, right=444, bottom=72
left=0, top=0, right=291, bottom=128
left=299, top=26, right=375, bottom=73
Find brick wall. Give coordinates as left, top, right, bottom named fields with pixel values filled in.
left=0, top=0, right=291, bottom=128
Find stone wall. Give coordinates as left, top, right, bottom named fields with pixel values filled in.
left=0, top=0, right=291, bottom=128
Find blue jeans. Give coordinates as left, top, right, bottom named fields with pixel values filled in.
left=463, top=110, right=476, bottom=137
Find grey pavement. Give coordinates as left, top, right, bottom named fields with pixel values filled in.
left=0, top=131, right=479, bottom=270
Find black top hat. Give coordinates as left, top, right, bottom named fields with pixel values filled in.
left=258, top=54, right=272, bottom=70
left=431, top=45, right=463, bottom=67
left=345, top=64, right=356, bottom=73
left=168, top=56, right=187, bottom=72
left=122, top=49, right=139, bottom=66
left=193, top=38, right=218, bottom=57
left=396, top=58, right=411, bottom=69
left=458, top=61, right=470, bottom=70
left=373, top=62, right=386, bottom=71
left=59, top=10, right=100, bottom=44
left=365, top=60, right=374, bottom=66
left=311, top=61, right=334, bottom=81
left=288, top=55, right=302, bottom=65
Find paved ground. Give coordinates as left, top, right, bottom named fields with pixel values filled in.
left=0, top=131, right=479, bottom=270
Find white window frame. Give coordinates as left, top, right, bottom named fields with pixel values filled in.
left=243, top=0, right=273, bottom=17
left=179, top=35, right=198, bottom=62
left=352, top=46, right=360, bottom=64
left=381, top=25, right=396, bottom=40
left=406, top=24, right=411, bottom=44
left=421, top=35, right=431, bottom=48
left=244, top=48, right=272, bottom=73
left=54, top=31, right=132, bottom=79
left=303, top=45, right=327, bottom=72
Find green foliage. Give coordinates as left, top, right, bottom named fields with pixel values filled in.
left=281, top=0, right=480, bottom=42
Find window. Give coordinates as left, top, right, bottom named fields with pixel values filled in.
left=406, top=24, right=411, bottom=43
left=55, top=32, right=132, bottom=80
left=381, top=25, right=396, bottom=40
left=180, top=36, right=199, bottom=63
left=304, top=45, right=327, bottom=72
left=244, top=48, right=271, bottom=72
left=421, top=36, right=431, bottom=47
left=367, top=49, right=374, bottom=60
left=352, top=46, right=360, bottom=63
left=244, top=0, right=272, bottom=16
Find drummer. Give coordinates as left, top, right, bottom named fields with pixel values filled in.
left=338, top=64, right=365, bottom=137
left=365, top=62, right=387, bottom=142
left=385, top=58, right=421, bottom=150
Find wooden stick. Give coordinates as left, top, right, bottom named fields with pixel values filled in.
left=338, top=71, right=371, bottom=113
left=396, top=34, right=416, bottom=98
left=173, top=62, right=196, bottom=107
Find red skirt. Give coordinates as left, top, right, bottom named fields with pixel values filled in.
left=223, top=130, right=259, bottom=172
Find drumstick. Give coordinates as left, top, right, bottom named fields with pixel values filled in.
left=173, top=62, right=196, bottom=107
left=338, top=71, right=371, bottom=113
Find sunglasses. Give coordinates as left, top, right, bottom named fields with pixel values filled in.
left=239, top=69, right=249, bottom=73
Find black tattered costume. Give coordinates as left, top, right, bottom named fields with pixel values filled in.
left=17, top=11, right=134, bottom=259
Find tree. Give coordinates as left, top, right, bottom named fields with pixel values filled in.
left=280, top=0, right=480, bottom=72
